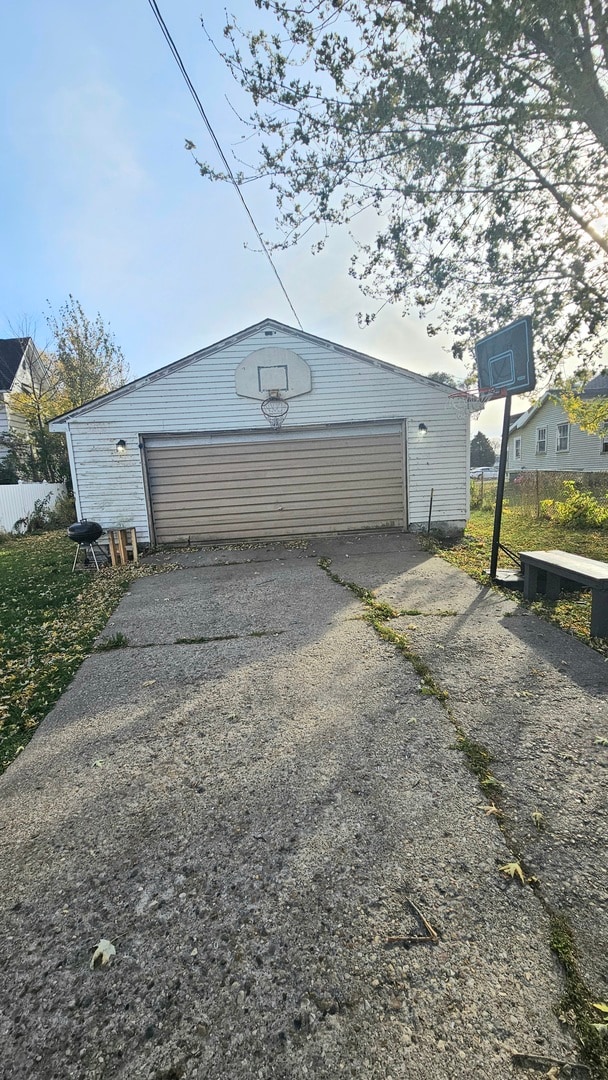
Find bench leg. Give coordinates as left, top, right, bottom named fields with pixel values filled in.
left=590, top=591, right=608, bottom=637
left=545, top=572, right=562, bottom=602
left=523, top=564, right=538, bottom=601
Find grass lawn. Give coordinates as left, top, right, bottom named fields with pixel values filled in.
left=0, top=531, right=156, bottom=775
left=440, top=506, right=608, bottom=656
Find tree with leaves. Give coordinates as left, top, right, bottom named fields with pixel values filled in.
left=427, top=371, right=460, bottom=388
left=46, top=295, right=128, bottom=412
left=204, top=1, right=608, bottom=383
left=470, top=431, right=496, bottom=467
left=8, top=299, right=128, bottom=483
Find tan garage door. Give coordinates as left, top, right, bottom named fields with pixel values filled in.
left=145, top=428, right=406, bottom=543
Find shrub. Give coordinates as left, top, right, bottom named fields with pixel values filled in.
left=0, top=453, right=19, bottom=484
left=542, top=480, right=608, bottom=528
left=13, top=494, right=53, bottom=534
left=47, top=491, right=77, bottom=527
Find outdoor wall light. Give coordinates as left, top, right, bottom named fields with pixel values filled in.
left=115, top=439, right=127, bottom=454
left=418, top=423, right=428, bottom=435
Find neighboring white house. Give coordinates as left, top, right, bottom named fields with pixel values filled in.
left=507, top=373, right=608, bottom=475
left=49, top=319, right=472, bottom=544
left=0, top=337, right=44, bottom=459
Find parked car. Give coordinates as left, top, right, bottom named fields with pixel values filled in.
left=470, top=466, right=500, bottom=479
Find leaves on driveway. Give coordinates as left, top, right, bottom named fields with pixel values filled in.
left=90, top=938, right=116, bottom=969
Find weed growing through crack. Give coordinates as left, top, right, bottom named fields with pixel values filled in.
left=318, top=557, right=447, bottom=701
left=175, top=634, right=239, bottom=645
left=95, top=632, right=129, bottom=651
left=550, top=915, right=608, bottom=1077
left=453, top=731, right=502, bottom=793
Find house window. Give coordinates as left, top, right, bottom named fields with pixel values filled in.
left=514, top=437, right=521, bottom=461
left=536, top=426, right=547, bottom=454
left=556, top=422, right=570, bottom=452
left=602, top=429, right=608, bottom=454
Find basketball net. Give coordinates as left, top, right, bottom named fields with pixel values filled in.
left=261, top=392, right=289, bottom=430
left=448, top=387, right=506, bottom=418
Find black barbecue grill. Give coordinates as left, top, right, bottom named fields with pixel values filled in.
left=67, top=521, right=108, bottom=571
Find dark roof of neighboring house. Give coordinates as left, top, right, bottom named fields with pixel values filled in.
left=509, top=412, right=524, bottom=429
left=583, top=370, right=608, bottom=397
left=0, top=338, right=29, bottom=392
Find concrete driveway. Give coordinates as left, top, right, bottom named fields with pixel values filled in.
left=0, top=533, right=606, bottom=1079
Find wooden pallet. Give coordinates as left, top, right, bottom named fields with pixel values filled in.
left=107, top=527, right=139, bottom=566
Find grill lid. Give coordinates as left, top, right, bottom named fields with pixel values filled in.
left=67, top=521, right=103, bottom=543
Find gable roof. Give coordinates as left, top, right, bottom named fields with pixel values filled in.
left=511, top=371, right=608, bottom=435
left=584, top=370, right=608, bottom=396
left=49, top=317, right=455, bottom=426
left=0, top=338, right=29, bottom=392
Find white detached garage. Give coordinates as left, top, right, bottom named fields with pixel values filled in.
left=50, top=320, right=471, bottom=545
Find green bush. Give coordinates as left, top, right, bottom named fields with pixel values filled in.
left=13, top=495, right=53, bottom=534
left=0, top=453, right=19, bottom=484
left=47, top=491, right=77, bottom=527
left=541, top=480, right=608, bottom=528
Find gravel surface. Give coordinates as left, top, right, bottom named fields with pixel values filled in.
left=1, top=533, right=602, bottom=1078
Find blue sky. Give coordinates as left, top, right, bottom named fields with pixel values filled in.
left=0, top=0, right=509, bottom=435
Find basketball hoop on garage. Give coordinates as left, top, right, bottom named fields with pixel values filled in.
left=261, top=391, right=289, bottom=430
left=448, top=386, right=506, bottom=418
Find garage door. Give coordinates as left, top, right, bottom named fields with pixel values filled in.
left=145, top=426, right=406, bottom=543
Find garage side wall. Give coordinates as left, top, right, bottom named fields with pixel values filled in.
left=64, top=327, right=469, bottom=542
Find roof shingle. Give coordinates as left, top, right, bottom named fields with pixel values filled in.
left=0, top=338, right=29, bottom=392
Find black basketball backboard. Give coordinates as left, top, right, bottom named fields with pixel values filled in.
left=475, top=316, right=535, bottom=396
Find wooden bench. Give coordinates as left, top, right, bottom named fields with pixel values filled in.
left=519, top=549, right=608, bottom=637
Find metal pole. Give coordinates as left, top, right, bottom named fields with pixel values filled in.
left=427, top=488, right=434, bottom=534
left=489, top=393, right=512, bottom=580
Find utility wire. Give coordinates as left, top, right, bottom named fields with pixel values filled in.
left=146, top=0, right=304, bottom=330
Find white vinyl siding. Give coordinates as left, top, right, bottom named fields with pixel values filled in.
left=0, top=405, right=9, bottom=461
left=556, top=422, right=570, bottom=452
left=508, top=396, right=608, bottom=472
left=54, top=324, right=470, bottom=542
left=536, top=426, right=547, bottom=454
left=145, top=426, right=405, bottom=543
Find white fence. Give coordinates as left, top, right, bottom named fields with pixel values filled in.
left=0, top=483, right=66, bottom=532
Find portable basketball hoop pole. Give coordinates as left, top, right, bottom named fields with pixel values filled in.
left=474, top=316, right=535, bottom=583
left=490, top=392, right=513, bottom=580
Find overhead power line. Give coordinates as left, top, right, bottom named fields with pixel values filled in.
left=146, top=0, right=304, bottom=331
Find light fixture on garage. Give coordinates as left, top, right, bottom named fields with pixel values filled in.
left=115, top=439, right=127, bottom=454
left=261, top=392, right=289, bottom=430
left=418, top=423, right=428, bottom=435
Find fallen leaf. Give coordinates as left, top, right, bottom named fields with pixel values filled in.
left=595, top=736, right=608, bottom=746
left=592, top=1003, right=608, bottom=1014
left=499, top=861, right=525, bottom=883
left=591, top=1024, right=608, bottom=1038
left=531, top=809, right=544, bottom=829
left=90, top=938, right=116, bottom=969
left=483, top=803, right=503, bottom=818
left=546, top=1068, right=560, bottom=1080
